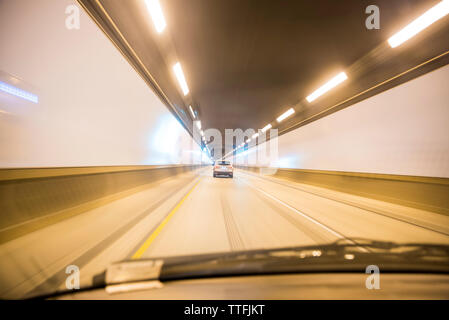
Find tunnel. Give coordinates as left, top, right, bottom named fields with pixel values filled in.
left=1, top=0, right=449, bottom=301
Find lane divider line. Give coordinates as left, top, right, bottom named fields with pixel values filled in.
left=237, top=177, right=369, bottom=252
left=131, top=179, right=202, bottom=259
left=240, top=170, right=449, bottom=237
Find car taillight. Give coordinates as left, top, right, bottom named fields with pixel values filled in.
left=227, top=166, right=232, bottom=169
left=214, top=165, right=219, bottom=169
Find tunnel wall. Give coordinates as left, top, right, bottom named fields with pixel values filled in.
left=233, top=64, right=449, bottom=214
left=0, top=0, right=211, bottom=243
left=242, top=63, right=449, bottom=178
left=0, top=0, right=206, bottom=168
left=276, top=64, right=449, bottom=178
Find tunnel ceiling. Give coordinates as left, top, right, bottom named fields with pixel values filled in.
left=79, top=0, right=449, bottom=150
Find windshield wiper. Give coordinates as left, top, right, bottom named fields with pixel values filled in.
left=30, top=240, right=449, bottom=299
left=156, top=240, right=449, bottom=281
left=88, top=240, right=449, bottom=287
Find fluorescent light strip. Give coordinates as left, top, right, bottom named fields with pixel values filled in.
left=276, top=108, right=295, bottom=123
left=189, top=105, right=195, bottom=119
left=252, top=133, right=259, bottom=139
left=195, top=120, right=201, bottom=130
left=306, top=72, right=347, bottom=103
left=173, top=62, right=189, bottom=96
left=261, top=124, right=272, bottom=133
left=200, top=130, right=204, bottom=136
left=0, top=81, right=38, bottom=103
left=388, top=0, right=449, bottom=48
left=145, top=0, right=167, bottom=33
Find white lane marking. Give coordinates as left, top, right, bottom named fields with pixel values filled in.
left=237, top=176, right=369, bottom=252
left=240, top=170, right=449, bottom=237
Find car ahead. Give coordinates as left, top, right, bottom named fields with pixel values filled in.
left=213, top=161, right=233, bottom=178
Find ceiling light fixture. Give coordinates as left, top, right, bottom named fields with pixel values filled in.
left=173, top=62, right=189, bottom=96
left=276, top=108, right=295, bottom=123
left=388, top=0, right=449, bottom=48
left=261, top=124, right=272, bottom=133
left=306, top=72, right=348, bottom=103
left=189, top=105, right=195, bottom=119
left=144, top=0, right=167, bottom=33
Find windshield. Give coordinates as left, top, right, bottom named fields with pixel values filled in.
left=1, top=0, right=449, bottom=300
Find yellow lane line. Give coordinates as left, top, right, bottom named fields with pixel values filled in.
left=131, top=179, right=202, bottom=259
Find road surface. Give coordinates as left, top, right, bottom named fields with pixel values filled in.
left=1, top=168, right=448, bottom=298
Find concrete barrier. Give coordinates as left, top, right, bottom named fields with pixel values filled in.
left=0, top=165, right=203, bottom=243
left=235, top=166, right=449, bottom=216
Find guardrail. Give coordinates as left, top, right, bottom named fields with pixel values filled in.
left=235, top=166, right=449, bottom=216
left=0, top=164, right=204, bottom=243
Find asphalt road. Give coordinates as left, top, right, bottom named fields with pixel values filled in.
left=1, top=168, right=448, bottom=298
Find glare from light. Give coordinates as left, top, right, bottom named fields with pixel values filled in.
left=246, top=138, right=251, bottom=143
left=0, top=81, right=38, bottom=103
left=195, top=120, right=201, bottom=130
left=276, top=108, right=295, bottom=123
left=275, top=155, right=298, bottom=168
left=173, top=62, right=189, bottom=96
left=200, top=130, right=204, bottom=136
left=388, top=0, right=449, bottom=48
left=261, top=124, right=272, bottom=133
left=252, top=133, right=259, bottom=139
left=150, top=113, right=184, bottom=164
left=189, top=105, right=195, bottom=119
left=145, top=0, right=167, bottom=33
left=306, top=72, right=348, bottom=103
